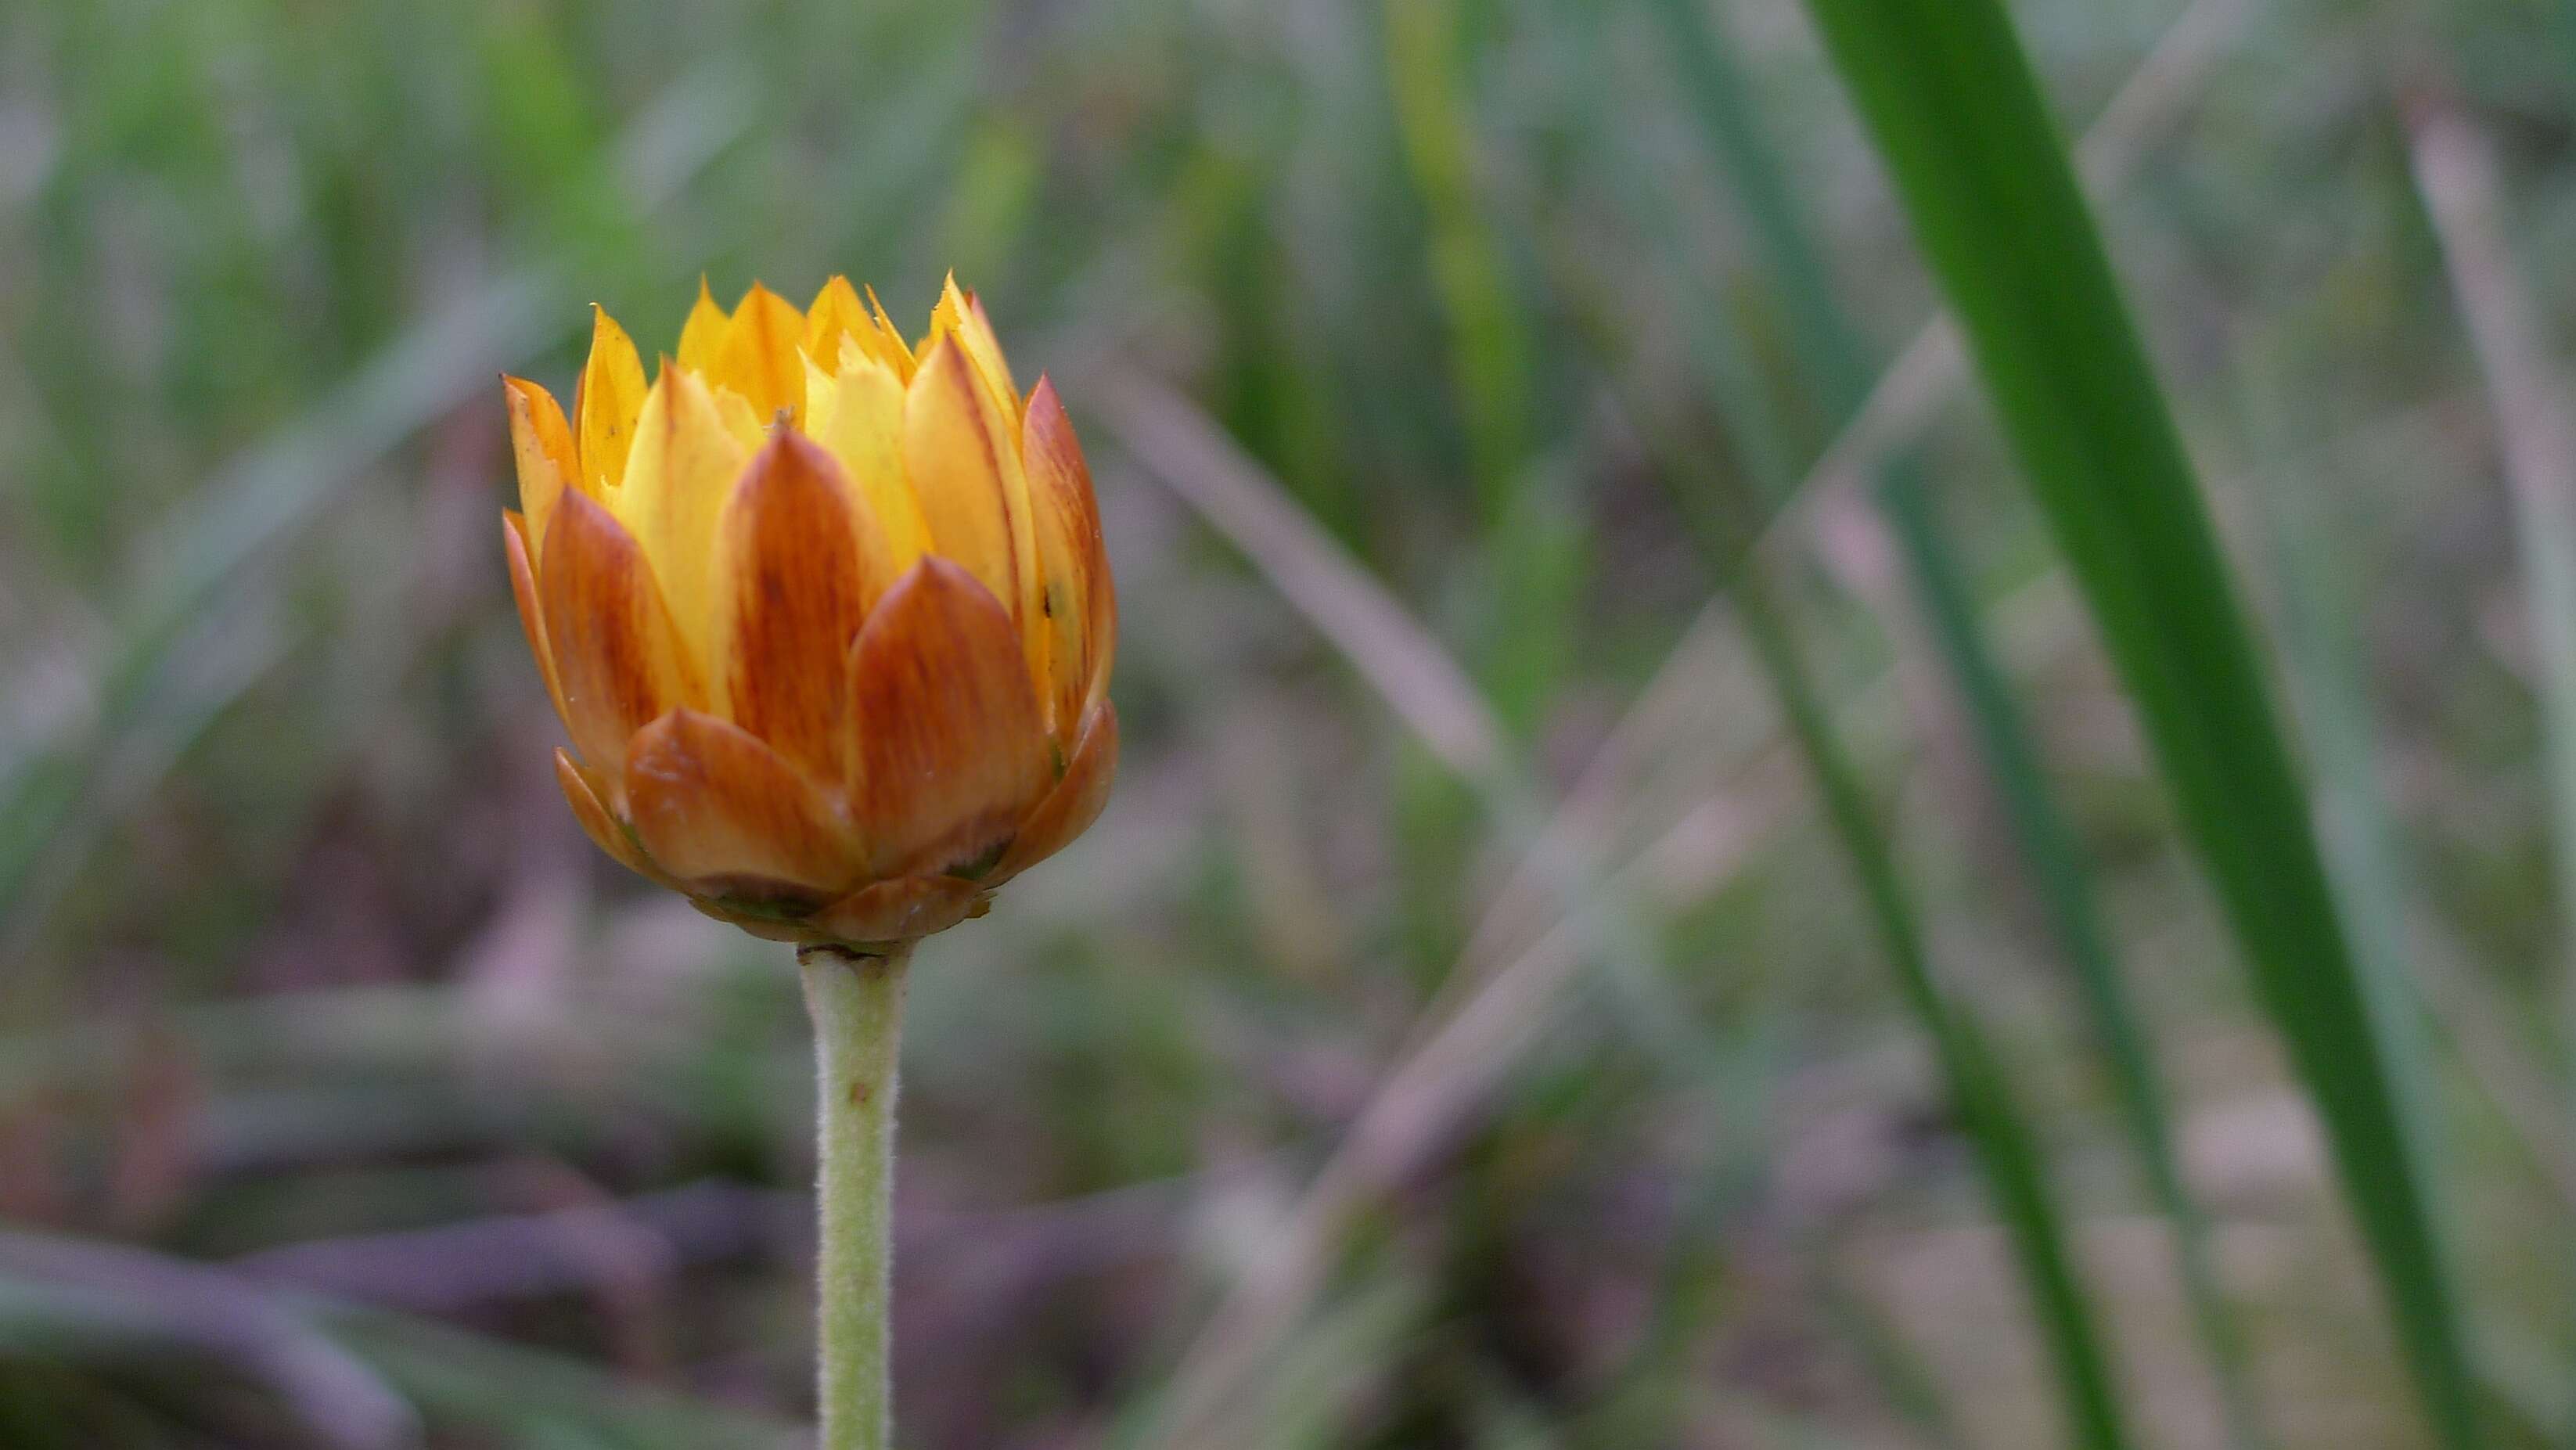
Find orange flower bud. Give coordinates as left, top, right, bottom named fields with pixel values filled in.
left=502, top=277, right=1117, bottom=949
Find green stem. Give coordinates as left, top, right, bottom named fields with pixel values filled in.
left=799, top=941, right=912, bottom=1450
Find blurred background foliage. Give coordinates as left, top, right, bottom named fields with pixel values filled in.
left=3, top=0, right=2574, bottom=1445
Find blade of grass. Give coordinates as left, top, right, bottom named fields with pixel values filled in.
left=2409, top=99, right=2576, bottom=1121
left=1635, top=1, right=2268, bottom=1442
left=1624, top=390, right=2136, bottom=1450
left=1792, top=0, right=2483, bottom=1441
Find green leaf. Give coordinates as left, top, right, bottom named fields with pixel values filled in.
left=1793, top=0, right=2483, bottom=1443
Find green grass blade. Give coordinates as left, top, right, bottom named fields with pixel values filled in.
left=1636, top=2, right=2267, bottom=1439
left=1720, top=532, right=2137, bottom=1450
left=1793, top=0, right=2484, bottom=1442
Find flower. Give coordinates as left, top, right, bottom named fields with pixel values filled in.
left=501, top=276, right=1116, bottom=949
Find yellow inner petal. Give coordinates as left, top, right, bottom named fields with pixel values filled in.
left=577, top=306, right=649, bottom=492
left=615, top=365, right=754, bottom=678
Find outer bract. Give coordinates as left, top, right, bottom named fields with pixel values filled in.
left=502, top=277, right=1117, bottom=951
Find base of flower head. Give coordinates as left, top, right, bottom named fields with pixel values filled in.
left=692, top=874, right=995, bottom=954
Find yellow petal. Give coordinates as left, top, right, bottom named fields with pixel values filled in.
left=1023, top=375, right=1114, bottom=734
left=710, top=282, right=807, bottom=426
left=843, top=558, right=1053, bottom=878
left=920, top=275, right=1018, bottom=418
left=625, top=709, right=865, bottom=899
left=503, top=512, right=571, bottom=733
left=717, top=434, right=888, bottom=780
left=862, top=283, right=916, bottom=380
left=503, top=376, right=577, bottom=554
left=676, top=276, right=729, bottom=376
left=538, top=491, right=707, bottom=795
left=959, top=289, right=1022, bottom=417
left=905, top=336, right=1038, bottom=639
left=988, top=699, right=1117, bottom=888
left=804, top=276, right=871, bottom=369
left=809, top=344, right=931, bottom=567
left=576, top=306, right=649, bottom=492
left=617, top=365, right=754, bottom=675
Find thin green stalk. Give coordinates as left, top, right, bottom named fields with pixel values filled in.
left=800, top=943, right=912, bottom=1450
left=1635, top=2, right=2266, bottom=1436
left=1792, top=0, right=2481, bottom=1441
left=1726, top=542, right=2136, bottom=1450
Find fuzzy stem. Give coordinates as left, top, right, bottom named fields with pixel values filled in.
left=798, top=941, right=912, bottom=1450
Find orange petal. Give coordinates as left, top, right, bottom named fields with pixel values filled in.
left=905, top=336, right=1038, bottom=639
left=1023, top=376, right=1114, bottom=733
left=988, top=700, right=1117, bottom=887
left=554, top=748, right=669, bottom=884
left=676, top=277, right=729, bottom=376
left=577, top=306, right=649, bottom=491
left=718, top=434, right=887, bottom=779
left=503, top=511, right=571, bottom=732
left=624, top=708, right=864, bottom=898
left=808, top=875, right=984, bottom=945
left=844, top=558, right=1053, bottom=878
left=538, top=490, right=706, bottom=792
left=711, top=282, right=807, bottom=426
left=504, top=376, right=577, bottom=552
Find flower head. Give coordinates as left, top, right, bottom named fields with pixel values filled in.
left=502, top=276, right=1115, bottom=949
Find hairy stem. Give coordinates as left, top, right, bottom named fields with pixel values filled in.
left=799, top=941, right=912, bottom=1450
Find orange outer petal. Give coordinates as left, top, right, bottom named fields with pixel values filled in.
left=988, top=699, right=1118, bottom=888
left=538, top=490, right=706, bottom=793
left=718, top=434, right=886, bottom=779
left=624, top=708, right=865, bottom=899
left=808, top=875, right=985, bottom=946
left=553, top=748, right=671, bottom=884
left=577, top=306, right=649, bottom=492
left=503, top=512, right=571, bottom=732
left=843, top=557, right=1053, bottom=879
left=1023, top=376, right=1114, bottom=733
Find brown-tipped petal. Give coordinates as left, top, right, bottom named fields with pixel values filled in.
left=504, top=513, right=572, bottom=732
left=718, top=434, right=887, bottom=779
left=712, top=282, right=807, bottom=425
left=577, top=306, right=649, bottom=491
left=625, top=709, right=865, bottom=899
left=844, top=558, right=1054, bottom=878
left=554, top=748, right=671, bottom=885
left=1023, top=376, right=1114, bottom=732
left=504, top=377, right=578, bottom=552
left=676, top=277, right=729, bottom=375
left=538, top=491, right=706, bottom=790
left=988, top=700, right=1117, bottom=888
left=905, top=337, right=1038, bottom=635
left=808, top=875, right=984, bottom=946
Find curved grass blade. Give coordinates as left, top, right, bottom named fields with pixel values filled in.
left=1792, top=0, right=2483, bottom=1441
left=1632, top=1, right=2268, bottom=1441
left=1625, top=388, right=2137, bottom=1449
